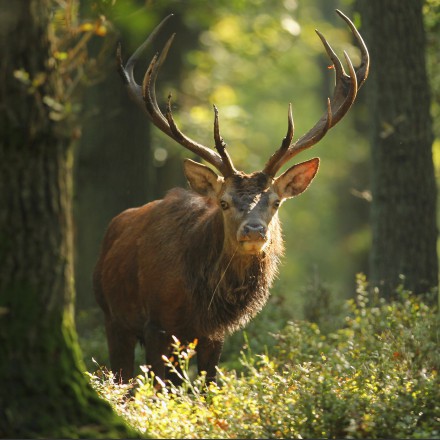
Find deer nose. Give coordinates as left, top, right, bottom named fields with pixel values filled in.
left=242, top=223, right=267, bottom=241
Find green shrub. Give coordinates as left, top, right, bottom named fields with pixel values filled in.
left=87, top=275, right=440, bottom=438
left=221, top=291, right=291, bottom=371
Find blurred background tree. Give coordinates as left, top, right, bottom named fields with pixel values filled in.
left=356, top=0, right=438, bottom=301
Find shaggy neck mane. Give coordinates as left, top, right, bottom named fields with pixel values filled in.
left=181, top=190, right=283, bottom=339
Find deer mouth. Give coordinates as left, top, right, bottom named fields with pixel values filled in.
left=238, top=236, right=268, bottom=254
left=240, top=240, right=267, bottom=254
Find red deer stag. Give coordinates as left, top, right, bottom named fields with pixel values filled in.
left=94, top=10, right=369, bottom=384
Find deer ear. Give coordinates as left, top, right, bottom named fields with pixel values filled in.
left=274, top=157, right=320, bottom=199
left=183, top=159, right=224, bottom=196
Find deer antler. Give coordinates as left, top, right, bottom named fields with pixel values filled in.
left=262, top=9, right=370, bottom=178
left=117, top=15, right=237, bottom=177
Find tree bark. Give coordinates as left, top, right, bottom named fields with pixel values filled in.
left=0, top=1, right=136, bottom=436
left=357, top=0, right=438, bottom=299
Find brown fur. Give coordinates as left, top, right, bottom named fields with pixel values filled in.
left=94, top=187, right=282, bottom=383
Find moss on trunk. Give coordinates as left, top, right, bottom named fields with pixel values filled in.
left=0, top=1, right=138, bottom=437
left=1, top=284, right=136, bottom=437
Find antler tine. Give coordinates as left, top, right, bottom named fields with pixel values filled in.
left=118, top=15, right=235, bottom=177
left=164, top=95, right=228, bottom=175
left=117, top=14, right=173, bottom=110
left=142, top=34, right=177, bottom=132
left=262, top=10, right=369, bottom=178
left=263, top=103, right=294, bottom=177
left=213, top=105, right=237, bottom=176
left=336, top=9, right=369, bottom=88
left=315, top=29, right=358, bottom=126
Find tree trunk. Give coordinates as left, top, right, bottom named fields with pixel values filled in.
left=0, top=1, right=136, bottom=436
left=74, top=66, right=155, bottom=310
left=357, top=0, right=438, bottom=299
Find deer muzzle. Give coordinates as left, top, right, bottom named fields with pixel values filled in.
left=237, top=222, right=269, bottom=254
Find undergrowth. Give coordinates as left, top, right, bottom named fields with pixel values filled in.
left=87, top=275, right=440, bottom=438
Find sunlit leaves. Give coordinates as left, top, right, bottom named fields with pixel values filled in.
left=88, top=278, right=440, bottom=438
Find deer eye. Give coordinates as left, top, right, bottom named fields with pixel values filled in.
left=220, top=200, right=229, bottom=210
left=273, top=199, right=281, bottom=209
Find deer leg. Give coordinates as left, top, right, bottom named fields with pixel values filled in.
left=143, top=322, right=170, bottom=384
left=104, top=317, right=137, bottom=383
left=196, top=337, right=224, bottom=385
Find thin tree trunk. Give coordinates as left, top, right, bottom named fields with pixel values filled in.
left=74, top=67, right=154, bottom=310
left=357, top=0, right=438, bottom=300
left=0, top=1, right=136, bottom=436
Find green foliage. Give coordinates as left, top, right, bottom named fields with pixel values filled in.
left=221, top=292, right=292, bottom=371
left=87, top=277, right=440, bottom=438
